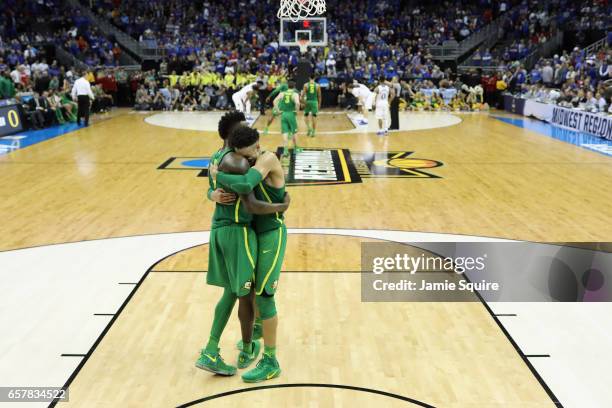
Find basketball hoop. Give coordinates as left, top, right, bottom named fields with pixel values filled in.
left=277, top=0, right=326, bottom=22
left=297, top=38, right=310, bottom=54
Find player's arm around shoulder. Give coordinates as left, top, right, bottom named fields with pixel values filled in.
left=253, top=151, right=280, bottom=179
left=240, top=190, right=290, bottom=215
left=216, top=153, right=260, bottom=194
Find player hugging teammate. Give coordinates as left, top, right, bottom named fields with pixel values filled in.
left=197, top=111, right=289, bottom=383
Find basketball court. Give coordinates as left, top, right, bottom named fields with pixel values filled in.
left=1, top=106, right=612, bottom=407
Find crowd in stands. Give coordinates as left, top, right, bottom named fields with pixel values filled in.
left=0, top=33, right=126, bottom=131
left=132, top=69, right=286, bottom=111
left=1, top=0, right=610, bottom=132
left=50, top=4, right=123, bottom=67
left=516, top=46, right=611, bottom=112
left=89, top=0, right=519, bottom=48
left=472, top=44, right=612, bottom=113
left=467, top=0, right=611, bottom=68
left=81, top=0, right=520, bottom=80
left=2, top=0, right=122, bottom=67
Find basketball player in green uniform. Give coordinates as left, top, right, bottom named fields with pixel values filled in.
left=263, top=79, right=288, bottom=136
left=206, top=111, right=243, bottom=206
left=301, top=75, right=321, bottom=137
left=196, top=113, right=290, bottom=376
left=273, top=80, right=301, bottom=160
left=215, top=125, right=287, bottom=382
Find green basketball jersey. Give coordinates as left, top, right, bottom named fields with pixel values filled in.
left=253, top=179, right=285, bottom=234
left=209, top=147, right=253, bottom=229
left=305, top=81, right=318, bottom=101
left=278, top=90, right=297, bottom=113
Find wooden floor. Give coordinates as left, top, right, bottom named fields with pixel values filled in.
left=1, top=111, right=611, bottom=252
left=1, top=110, right=611, bottom=407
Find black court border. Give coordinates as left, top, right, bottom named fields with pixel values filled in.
left=177, top=383, right=436, bottom=407
left=157, top=157, right=211, bottom=171
left=47, top=231, right=563, bottom=407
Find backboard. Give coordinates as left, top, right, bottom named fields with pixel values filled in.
left=279, top=17, right=327, bottom=48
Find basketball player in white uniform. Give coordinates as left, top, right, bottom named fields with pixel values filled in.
left=373, top=78, right=394, bottom=135
left=349, top=82, right=374, bottom=125
left=232, top=82, right=261, bottom=120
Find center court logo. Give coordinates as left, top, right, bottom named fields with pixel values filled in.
left=158, top=149, right=443, bottom=184
left=277, top=148, right=443, bottom=185
left=352, top=151, right=443, bottom=179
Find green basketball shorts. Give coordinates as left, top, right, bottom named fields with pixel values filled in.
left=207, top=225, right=258, bottom=297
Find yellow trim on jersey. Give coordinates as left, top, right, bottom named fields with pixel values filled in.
left=337, top=149, right=351, bottom=183
left=258, top=182, right=283, bottom=224
left=211, top=169, right=217, bottom=189
left=243, top=226, right=256, bottom=269
left=235, top=199, right=241, bottom=223
left=256, top=227, right=283, bottom=295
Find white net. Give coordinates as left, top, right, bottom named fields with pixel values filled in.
left=277, top=0, right=326, bottom=22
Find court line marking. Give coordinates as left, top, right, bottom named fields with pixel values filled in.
left=48, top=238, right=167, bottom=408
left=0, top=227, right=518, bottom=254
left=150, top=270, right=458, bottom=274
left=143, top=111, right=463, bottom=135
left=470, top=289, right=562, bottom=406
left=176, top=383, right=437, bottom=407
left=45, top=229, right=561, bottom=408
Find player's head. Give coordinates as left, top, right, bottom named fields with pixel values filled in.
left=288, top=80, right=296, bottom=89
left=218, top=111, right=246, bottom=141
left=228, top=125, right=260, bottom=160
left=310, top=74, right=316, bottom=81
left=379, top=76, right=386, bottom=84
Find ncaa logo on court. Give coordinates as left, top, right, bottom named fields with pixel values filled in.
left=280, top=148, right=443, bottom=185
left=157, top=150, right=443, bottom=182
left=352, top=151, right=443, bottom=179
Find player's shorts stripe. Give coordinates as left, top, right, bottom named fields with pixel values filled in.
left=256, top=227, right=283, bottom=295
left=243, top=226, right=255, bottom=269
left=235, top=199, right=240, bottom=223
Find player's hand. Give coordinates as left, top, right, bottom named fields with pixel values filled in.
left=211, top=188, right=236, bottom=205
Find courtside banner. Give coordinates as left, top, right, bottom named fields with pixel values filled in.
left=503, top=94, right=526, bottom=115
left=0, top=103, right=23, bottom=137
left=524, top=100, right=612, bottom=140
left=360, top=242, right=612, bottom=302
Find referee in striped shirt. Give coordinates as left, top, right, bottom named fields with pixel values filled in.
left=71, top=71, right=95, bottom=126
